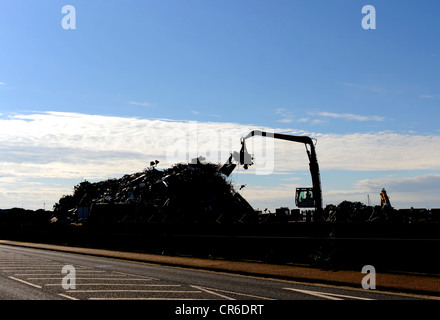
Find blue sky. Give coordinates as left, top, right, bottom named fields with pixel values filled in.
left=1, top=0, right=440, bottom=210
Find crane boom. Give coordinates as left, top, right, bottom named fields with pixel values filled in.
left=240, top=130, right=323, bottom=221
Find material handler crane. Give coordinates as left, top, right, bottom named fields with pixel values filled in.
left=238, top=130, right=323, bottom=222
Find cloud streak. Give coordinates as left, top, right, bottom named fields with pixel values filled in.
left=275, top=109, right=385, bottom=124
left=354, top=174, right=440, bottom=193
left=127, top=100, right=152, bottom=107
left=275, top=108, right=294, bottom=123
left=313, top=112, right=385, bottom=122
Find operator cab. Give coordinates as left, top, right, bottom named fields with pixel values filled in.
left=295, top=187, right=315, bottom=208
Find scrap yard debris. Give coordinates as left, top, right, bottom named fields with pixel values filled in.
left=52, top=158, right=256, bottom=225
left=323, top=201, right=440, bottom=223
left=3, top=160, right=439, bottom=227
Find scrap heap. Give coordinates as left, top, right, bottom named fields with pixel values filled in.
left=53, top=159, right=256, bottom=225
left=324, top=201, right=374, bottom=223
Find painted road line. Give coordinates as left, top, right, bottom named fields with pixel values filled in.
left=8, top=276, right=42, bottom=289
left=191, top=286, right=275, bottom=300
left=14, top=271, right=106, bottom=276
left=45, top=284, right=181, bottom=287
left=1, top=268, right=78, bottom=271
left=283, top=288, right=375, bottom=300
left=0, top=262, right=30, bottom=264
left=0, top=265, right=66, bottom=269
left=58, top=293, right=80, bottom=300
left=65, top=289, right=202, bottom=293
left=112, top=271, right=159, bottom=280
left=25, top=277, right=155, bottom=280
left=13, top=273, right=69, bottom=276
left=191, top=285, right=235, bottom=300
left=0, top=264, right=90, bottom=269
left=88, top=298, right=212, bottom=300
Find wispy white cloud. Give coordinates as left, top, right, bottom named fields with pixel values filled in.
left=317, top=132, right=440, bottom=171
left=420, top=94, right=434, bottom=99
left=0, top=81, right=6, bottom=85
left=275, top=108, right=294, bottom=123
left=277, top=118, right=294, bottom=123
left=354, top=174, right=440, bottom=194
left=127, top=100, right=152, bottom=107
left=190, top=110, right=222, bottom=118
left=296, top=117, right=325, bottom=125
left=313, top=111, right=385, bottom=122
left=275, top=109, right=384, bottom=124
left=0, top=111, right=260, bottom=208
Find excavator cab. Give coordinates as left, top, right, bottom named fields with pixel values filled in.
left=295, top=187, right=315, bottom=208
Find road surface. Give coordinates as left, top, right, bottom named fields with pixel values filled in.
left=0, top=244, right=433, bottom=302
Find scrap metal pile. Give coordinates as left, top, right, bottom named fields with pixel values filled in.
left=53, top=159, right=256, bottom=225
left=323, top=201, right=375, bottom=223
left=323, top=201, right=439, bottom=223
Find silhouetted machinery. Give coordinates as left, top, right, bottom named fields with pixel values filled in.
left=380, top=188, right=391, bottom=208
left=237, top=130, right=323, bottom=221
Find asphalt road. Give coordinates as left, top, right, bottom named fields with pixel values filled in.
left=0, top=244, right=435, bottom=303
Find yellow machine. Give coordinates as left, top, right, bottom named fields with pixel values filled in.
left=380, top=188, right=391, bottom=208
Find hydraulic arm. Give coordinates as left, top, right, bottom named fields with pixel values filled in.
left=239, top=130, right=323, bottom=220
